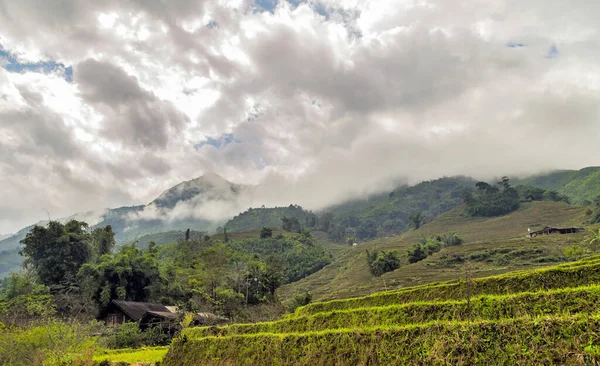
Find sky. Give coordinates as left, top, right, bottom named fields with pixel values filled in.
left=1, top=0, right=600, bottom=234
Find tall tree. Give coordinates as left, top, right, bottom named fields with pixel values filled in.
left=20, top=220, right=92, bottom=288
left=91, top=225, right=115, bottom=260
left=409, top=212, right=424, bottom=229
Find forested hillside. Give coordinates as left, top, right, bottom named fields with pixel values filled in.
left=224, top=205, right=318, bottom=233
left=517, top=166, right=600, bottom=204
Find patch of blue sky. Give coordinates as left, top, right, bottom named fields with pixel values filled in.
left=255, top=0, right=278, bottom=12
left=194, top=133, right=239, bottom=150
left=506, top=41, right=525, bottom=48
left=312, top=2, right=329, bottom=18
left=0, top=46, right=73, bottom=82
left=545, top=44, right=559, bottom=59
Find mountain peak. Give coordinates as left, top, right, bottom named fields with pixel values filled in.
left=150, top=173, right=244, bottom=209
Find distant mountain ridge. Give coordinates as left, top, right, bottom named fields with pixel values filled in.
left=2, top=167, right=600, bottom=279
left=0, top=173, right=251, bottom=277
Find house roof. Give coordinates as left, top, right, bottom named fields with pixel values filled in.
left=111, top=300, right=173, bottom=321
left=144, top=311, right=179, bottom=320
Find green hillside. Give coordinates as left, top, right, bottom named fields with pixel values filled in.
left=278, top=201, right=589, bottom=302
left=224, top=205, right=318, bottom=233
left=163, top=257, right=600, bottom=365
left=518, top=166, right=600, bottom=204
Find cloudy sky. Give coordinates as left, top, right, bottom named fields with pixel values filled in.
left=1, top=0, right=599, bottom=233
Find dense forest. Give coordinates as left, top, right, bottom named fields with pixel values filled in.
left=0, top=220, right=331, bottom=328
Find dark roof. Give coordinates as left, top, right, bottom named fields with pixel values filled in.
left=111, top=300, right=172, bottom=321
left=144, top=311, right=179, bottom=320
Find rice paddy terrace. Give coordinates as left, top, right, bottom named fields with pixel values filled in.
left=151, top=256, right=600, bottom=365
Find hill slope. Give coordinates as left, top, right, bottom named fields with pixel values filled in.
left=162, top=257, right=600, bottom=365
left=278, top=201, right=589, bottom=302
left=518, top=166, right=600, bottom=204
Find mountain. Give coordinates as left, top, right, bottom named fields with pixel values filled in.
left=0, top=234, right=11, bottom=241
left=151, top=172, right=249, bottom=209
left=0, top=173, right=252, bottom=278
left=516, top=166, right=600, bottom=204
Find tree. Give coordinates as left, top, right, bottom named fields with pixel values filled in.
left=281, top=217, right=302, bottom=233
left=357, top=220, right=377, bottom=240
left=185, top=228, right=190, bottom=241
left=260, top=227, right=273, bottom=239
left=20, top=220, right=92, bottom=289
left=91, top=225, right=115, bottom=260
left=409, top=212, right=424, bottom=229
left=263, top=255, right=285, bottom=298
left=78, top=244, right=161, bottom=310
left=407, top=244, right=428, bottom=264
left=223, top=228, right=230, bottom=243
left=327, top=224, right=346, bottom=242
left=366, top=250, right=400, bottom=276
left=498, top=176, right=511, bottom=190
left=320, top=212, right=335, bottom=232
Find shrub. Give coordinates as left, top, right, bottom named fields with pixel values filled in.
left=366, top=250, right=401, bottom=276
left=260, top=227, right=273, bottom=239
left=288, top=292, right=312, bottom=312
left=0, top=320, right=100, bottom=366
left=407, top=244, right=428, bottom=264
left=408, top=233, right=464, bottom=264
left=102, top=322, right=170, bottom=349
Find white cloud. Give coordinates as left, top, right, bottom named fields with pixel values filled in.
left=1, top=0, right=600, bottom=233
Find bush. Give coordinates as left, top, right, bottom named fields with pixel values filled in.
left=407, top=244, right=428, bottom=264
left=366, top=250, right=400, bottom=276
left=408, top=233, right=464, bottom=264
left=260, top=227, right=273, bottom=239
left=0, top=320, right=100, bottom=366
left=102, top=322, right=170, bottom=349
left=288, top=292, right=312, bottom=312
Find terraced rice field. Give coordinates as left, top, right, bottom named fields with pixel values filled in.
left=161, top=256, right=600, bottom=365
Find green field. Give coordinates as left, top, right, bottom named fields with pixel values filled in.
left=93, top=347, right=169, bottom=364
left=162, top=256, right=600, bottom=365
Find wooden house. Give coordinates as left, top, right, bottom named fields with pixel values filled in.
left=528, top=226, right=584, bottom=238
left=101, top=300, right=178, bottom=329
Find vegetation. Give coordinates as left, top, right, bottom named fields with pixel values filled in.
left=329, top=177, right=477, bottom=239
left=165, top=257, right=600, bottom=365
left=517, top=166, right=600, bottom=204
left=278, top=201, right=588, bottom=303
left=365, top=250, right=400, bottom=276
left=294, top=258, right=600, bottom=316
left=407, top=233, right=464, bottom=264
left=164, top=315, right=600, bottom=365
left=224, top=205, right=318, bottom=233
left=462, top=177, right=520, bottom=217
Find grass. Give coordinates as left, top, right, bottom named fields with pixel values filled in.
left=293, top=257, right=600, bottom=316
left=162, top=255, right=600, bottom=365
left=278, top=201, right=589, bottom=303
left=92, top=346, right=168, bottom=364
left=104, top=203, right=599, bottom=365
left=185, top=284, right=600, bottom=338
left=164, top=314, right=600, bottom=365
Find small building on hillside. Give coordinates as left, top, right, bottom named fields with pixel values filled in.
left=100, top=300, right=179, bottom=330
left=528, top=226, right=584, bottom=238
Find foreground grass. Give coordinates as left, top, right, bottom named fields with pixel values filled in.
left=164, top=314, right=600, bottom=366
left=93, top=346, right=168, bottom=364
left=187, top=284, right=600, bottom=338
left=294, top=257, right=600, bottom=316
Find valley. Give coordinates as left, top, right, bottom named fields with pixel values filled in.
left=2, top=167, right=600, bottom=365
